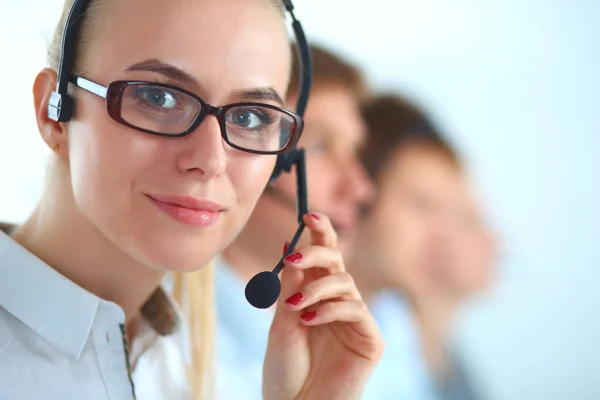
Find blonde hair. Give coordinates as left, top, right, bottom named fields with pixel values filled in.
left=47, top=0, right=288, bottom=398
left=172, top=267, right=215, bottom=400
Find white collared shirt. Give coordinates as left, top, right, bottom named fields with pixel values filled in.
left=0, top=231, right=191, bottom=400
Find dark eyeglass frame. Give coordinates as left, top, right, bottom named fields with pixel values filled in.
left=68, top=75, right=304, bottom=155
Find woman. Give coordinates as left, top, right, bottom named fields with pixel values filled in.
left=0, top=0, right=384, bottom=399
left=348, top=95, right=496, bottom=400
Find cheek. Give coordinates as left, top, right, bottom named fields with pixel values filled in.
left=459, top=249, right=493, bottom=290
left=305, top=158, right=334, bottom=201
left=368, top=205, right=405, bottom=272
left=228, top=152, right=276, bottom=215
left=68, top=116, right=161, bottom=230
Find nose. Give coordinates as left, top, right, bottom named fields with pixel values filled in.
left=341, top=158, right=375, bottom=205
left=175, top=115, right=227, bottom=179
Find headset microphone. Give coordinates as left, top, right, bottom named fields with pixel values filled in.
left=244, top=0, right=312, bottom=309
left=245, top=148, right=309, bottom=308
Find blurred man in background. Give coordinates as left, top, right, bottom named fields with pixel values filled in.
left=215, top=44, right=374, bottom=399
left=347, top=94, right=497, bottom=400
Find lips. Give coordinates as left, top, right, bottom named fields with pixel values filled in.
left=148, top=194, right=224, bottom=211
left=146, top=194, right=224, bottom=227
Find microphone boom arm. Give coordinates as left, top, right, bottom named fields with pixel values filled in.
left=244, top=149, right=309, bottom=308
left=274, top=148, right=308, bottom=273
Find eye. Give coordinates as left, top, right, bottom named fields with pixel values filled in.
left=137, top=87, right=179, bottom=109
left=228, top=108, right=271, bottom=129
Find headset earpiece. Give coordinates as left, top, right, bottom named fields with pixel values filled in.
left=48, top=92, right=74, bottom=122
left=48, top=0, right=89, bottom=123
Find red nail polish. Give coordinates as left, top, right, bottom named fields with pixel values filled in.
left=309, top=213, right=320, bottom=220
left=285, top=253, right=303, bottom=263
left=301, top=311, right=317, bottom=321
left=283, top=241, right=290, bottom=255
left=285, top=292, right=304, bottom=306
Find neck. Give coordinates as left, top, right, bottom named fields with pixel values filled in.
left=411, top=295, right=458, bottom=379
left=222, top=192, right=300, bottom=283
left=345, top=244, right=386, bottom=303
left=10, top=160, right=165, bottom=323
left=221, top=237, right=278, bottom=283
left=349, top=264, right=382, bottom=303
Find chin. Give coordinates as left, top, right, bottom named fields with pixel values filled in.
left=128, top=227, right=222, bottom=273
left=144, top=246, right=215, bottom=273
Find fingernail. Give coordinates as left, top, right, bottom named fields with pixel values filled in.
left=309, top=213, right=320, bottom=220
left=283, top=241, right=290, bottom=255
left=301, top=311, right=317, bottom=321
left=285, top=292, right=304, bottom=306
left=285, top=253, right=303, bottom=263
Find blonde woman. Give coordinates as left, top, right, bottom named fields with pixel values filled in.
left=0, top=0, right=384, bottom=399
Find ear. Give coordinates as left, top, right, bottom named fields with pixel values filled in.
left=33, top=68, right=68, bottom=156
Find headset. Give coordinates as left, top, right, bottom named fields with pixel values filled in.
left=49, top=0, right=313, bottom=309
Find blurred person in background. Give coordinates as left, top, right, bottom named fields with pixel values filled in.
left=347, top=94, right=497, bottom=400
left=215, top=44, right=374, bottom=399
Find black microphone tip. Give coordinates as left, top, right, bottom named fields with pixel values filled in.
left=245, top=271, right=281, bottom=309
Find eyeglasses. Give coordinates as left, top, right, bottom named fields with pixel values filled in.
left=68, top=75, right=304, bottom=155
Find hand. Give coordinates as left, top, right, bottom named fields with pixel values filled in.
left=263, top=212, right=385, bottom=400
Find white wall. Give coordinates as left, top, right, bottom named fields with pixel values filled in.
left=1, top=1, right=599, bottom=399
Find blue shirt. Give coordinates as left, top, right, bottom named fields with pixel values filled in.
left=214, top=256, right=274, bottom=400
left=364, top=290, right=438, bottom=400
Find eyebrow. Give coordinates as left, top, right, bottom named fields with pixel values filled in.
left=126, top=58, right=284, bottom=106
left=126, top=59, right=201, bottom=90
left=231, top=88, right=284, bottom=106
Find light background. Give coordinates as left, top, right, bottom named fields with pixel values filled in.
left=0, top=1, right=599, bottom=399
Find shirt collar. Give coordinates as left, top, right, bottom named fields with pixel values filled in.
left=133, top=274, right=188, bottom=364
left=0, top=231, right=125, bottom=360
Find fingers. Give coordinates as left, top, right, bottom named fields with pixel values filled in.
left=282, top=244, right=345, bottom=275
left=297, top=299, right=367, bottom=325
left=303, top=211, right=337, bottom=248
left=282, top=272, right=361, bottom=311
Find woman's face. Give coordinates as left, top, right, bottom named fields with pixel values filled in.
left=356, top=144, right=495, bottom=299
left=61, top=0, right=290, bottom=271
left=443, top=184, right=497, bottom=297
left=356, top=145, right=463, bottom=296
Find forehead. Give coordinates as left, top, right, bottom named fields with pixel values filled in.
left=85, top=0, right=290, bottom=101
left=381, top=146, right=460, bottom=197
left=297, top=85, right=366, bottom=148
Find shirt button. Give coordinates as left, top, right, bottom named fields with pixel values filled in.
left=106, top=332, right=110, bottom=344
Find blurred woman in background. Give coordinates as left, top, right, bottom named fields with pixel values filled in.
left=347, top=94, right=497, bottom=400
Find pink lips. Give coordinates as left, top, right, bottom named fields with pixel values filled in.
left=146, top=194, right=224, bottom=227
